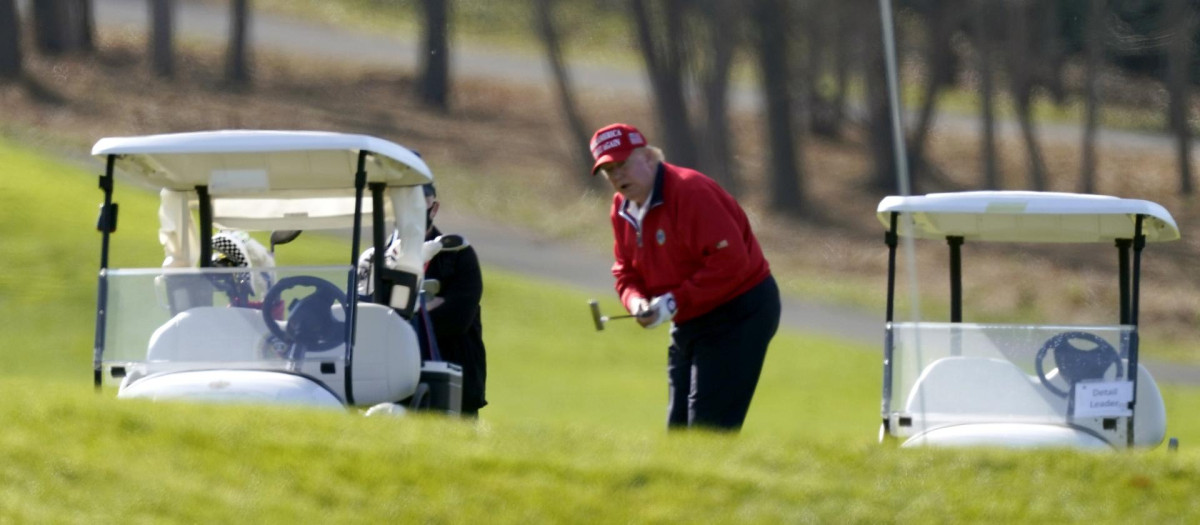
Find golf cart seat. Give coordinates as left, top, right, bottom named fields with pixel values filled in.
left=903, top=356, right=1167, bottom=447
left=904, top=356, right=1063, bottom=423
left=146, top=306, right=269, bottom=363
left=346, top=303, right=421, bottom=405
left=138, top=304, right=421, bottom=406
left=123, top=306, right=274, bottom=387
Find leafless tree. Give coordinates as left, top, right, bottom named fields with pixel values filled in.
left=532, top=0, right=593, bottom=175
left=629, top=0, right=698, bottom=168
left=226, top=0, right=252, bottom=85
left=1005, top=0, right=1061, bottom=192
left=694, top=0, right=740, bottom=194
left=33, top=0, right=68, bottom=55
left=799, top=0, right=849, bottom=138
left=864, top=0, right=897, bottom=192
left=908, top=0, right=964, bottom=189
left=150, top=0, right=175, bottom=77
left=66, top=0, right=94, bottom=53
left=1079, top=0, right=1106, bottom=194
left=33, top=0, right=94, bottom=56
left=830, top=3, right=851, bottom=135
left=1165, top=0, right=1194, bottom=195
left=0, top=0, right=20, bottom=79
left=753, top=0, right=805, bottom=214
left=417, top=0, right=451, bottom=111
left=974, top=0, right=999, bottom=189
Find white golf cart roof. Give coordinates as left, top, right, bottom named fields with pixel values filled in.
left=93, top=128, right=432, bottom=191
left=92, top=130, right=433, bottom=233
left=92, top=130, right=432, bottom=191
left=877, top=191, right=1179, bottom=243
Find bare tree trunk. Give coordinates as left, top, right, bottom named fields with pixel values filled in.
left=799, top=0, right=820, bottom=134
left=0, top=0, right=20, bottom=79
left=226, top=0, right=251, bottom=86
left=1013, top=94, right=1047, bottom=191
left=65, top=0, right=94, bottom=53
left=80, top=0, right=94, bottom=51
left=417, top=0, right=450, bottom=111
left=150, top=0, right=175, bottom=78
left=1166, top=0, right=1193, bottom=195
left=802, top=0, right=841, bottom=138
left=753, top=0, right=804, bottom=214
left=975, top=0, right=999, bottom=189
left=696, top=0, right=739, bottom=194
left=908, top=0, right=961, bottom=190
left=532, top=0, right=594, bottom=178
left=1007, top=0, right=1047, bottom=191
left=33, top=0, right=68, bottom=56
left=865, top=0, right=896, bottom=192
left=1079, top=0, right=1104, bottom=194
left=629, top=0, right=697, bottom=168
left=832, top=2, right=850, bottom=130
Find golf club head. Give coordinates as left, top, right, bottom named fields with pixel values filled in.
left=588, top=299, right=605, bottom=331
left=269, top=230, right=303, bottom=253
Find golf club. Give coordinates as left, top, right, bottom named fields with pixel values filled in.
left=588, top=299, right=641, bottom=331
left=269, top=230, right=303, bottom=254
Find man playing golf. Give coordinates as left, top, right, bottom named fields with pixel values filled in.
left=589, top=123, right=781, bottom=431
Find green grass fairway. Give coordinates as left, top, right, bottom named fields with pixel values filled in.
left=3, top=381, right=1200, bottom=522
left=482, top=270, right=882, bottom=442
left=0, top=138, right=162, bottom=378
left=3, top=137, right=1200, bottom=520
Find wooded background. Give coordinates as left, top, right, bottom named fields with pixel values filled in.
left=3, top=0, right=1199, bottom=216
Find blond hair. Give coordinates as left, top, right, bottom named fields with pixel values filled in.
left=597, top=146, right=665, bottom=177
left=638, top=145, right=664, bottom=163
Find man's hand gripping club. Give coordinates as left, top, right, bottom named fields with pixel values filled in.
left=629, top=292, right=677, bottom=329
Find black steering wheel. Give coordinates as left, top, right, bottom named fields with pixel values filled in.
left=260, top=276, right=349, bottom=356
left=1035, top=331, right=1123, bottom=398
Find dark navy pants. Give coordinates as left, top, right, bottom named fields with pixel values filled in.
left=667, top=275, right=781, bottom=431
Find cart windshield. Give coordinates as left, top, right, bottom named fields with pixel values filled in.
left=99, top=266, right=354, bottom=378
left=884, top=322, right=1134, bottom=437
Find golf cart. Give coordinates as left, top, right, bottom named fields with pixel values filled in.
left=877, top=191, right=1178, bottom=449
left=91, top=130, right=461, bottom=415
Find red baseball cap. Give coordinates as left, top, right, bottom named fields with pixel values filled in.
left=589, top=123, right=647, bottom=175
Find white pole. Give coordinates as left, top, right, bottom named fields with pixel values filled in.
left=877, top=0, right=923, bottom=322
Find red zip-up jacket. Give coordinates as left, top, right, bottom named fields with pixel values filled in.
left=611, top=162, right=771, bottom=323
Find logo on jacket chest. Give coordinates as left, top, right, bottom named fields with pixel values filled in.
left=634, top=227, right=667, bottom=248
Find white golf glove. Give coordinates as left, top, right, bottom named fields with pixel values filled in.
left=626, top=296, right=648, bottom=316
left=644, top=292, right=677, bottom=329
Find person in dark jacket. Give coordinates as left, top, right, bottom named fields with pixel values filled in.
left=589, top=123, right=781, bottom=432
left=355, top=183, right=488, bottom=417
left=420, top=183, right=488, bottom=417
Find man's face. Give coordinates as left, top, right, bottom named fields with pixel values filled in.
left=599, top=149, right=655, bottom=204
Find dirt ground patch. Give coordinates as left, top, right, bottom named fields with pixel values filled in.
left=4, top=37, right=1200, bottom=358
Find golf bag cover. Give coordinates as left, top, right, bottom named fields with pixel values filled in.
left=211, top=230, right=275, bottom=296
left=356, top=231, right=405, bottom=298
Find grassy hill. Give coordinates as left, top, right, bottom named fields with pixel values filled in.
left=4, top=380, right=1200, bottom=522
left=4, top=126, right=1200, bottom=521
